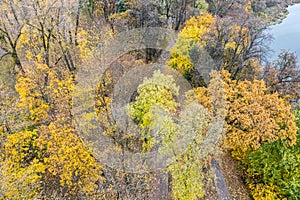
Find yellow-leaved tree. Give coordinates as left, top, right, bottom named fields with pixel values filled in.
left=193, top=70, right=298, bottom=161
left=0, top=62, right=104, bottom=199
left=168, top=11, right=265, bottom=83
left=168, top=12, right=215, bottom=75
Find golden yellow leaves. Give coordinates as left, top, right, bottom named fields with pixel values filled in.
left=0, top=130, right=46, bottom=199
left=15, top=74, right=50, bottom=123
left=0, top=120, right=104, bottom=199
left=180, top=12, right=215, bottom=44
left=194, top=70, right=298, bottom=161
left=225, top=79, right=297, bottom=160
left=76, top=28, right=98, bottom=59
left=244, top=0, right=252, bottom=14
left=5, top=59, right=104, bottom=198
left=249, top=183, right=279, bottom=200
left=169, top=10, right=261, bottom=81
left=1, top=124, right=104, bottom=198
left=15, top=62, right=74, bottom=124
left=168, top=12, right=214, bottom=74
left=42, top=123, right=103, bottom=194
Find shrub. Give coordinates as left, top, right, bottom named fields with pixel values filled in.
left=245, top=138, right=300, bottom=199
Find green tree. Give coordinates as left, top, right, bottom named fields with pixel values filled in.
left=128, top=70, right=210, bottom=199
left=245, top=138, right=300, bottom=199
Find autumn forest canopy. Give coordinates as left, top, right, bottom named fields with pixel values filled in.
left=1, top=0, right=300, bottom=199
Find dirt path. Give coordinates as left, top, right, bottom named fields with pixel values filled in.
left=211, top=159, right=232, bottom=200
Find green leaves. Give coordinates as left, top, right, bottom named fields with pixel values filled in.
left=245, top=139, right=300, bottom=199
left=293, top=104, right=300, bottom=129
left=127, top=70, right=179, bottom=128
left=168, top=143, right=205, bottom=200
left=127, top=70, right=210, bottom=199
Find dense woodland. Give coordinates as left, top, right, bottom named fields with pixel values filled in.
left=0, top=0, right=300, bottom=199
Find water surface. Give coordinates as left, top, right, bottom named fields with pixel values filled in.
left=269, top=4, right=300, bottom=61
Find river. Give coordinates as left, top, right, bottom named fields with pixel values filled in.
left=269, top=4, right=300, bottom=62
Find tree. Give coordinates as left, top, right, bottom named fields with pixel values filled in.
left=128, top=70, right=179, bottom=128
left=250, top=0, right=292, bottom=23
left=0, top=0, right=27, bottom=73
left=262, top=50, right=300, bottom=101
left=0, top=126, right=103, bottom=199
left=206, top=0, right=236, bottom=17
left=128, top=70, right=210, bottom=199
left=0, top=129, right=46, bottom=199
left=0, top=60, right=104, bottom=198
left=293, top=103, right=300, bottom=128
left=193, top=70, right=298, bottom=160
left=195, top=0, right=209, bottom=11
left=243, top=104, right=300, bottom=199
left=204, top=12, right=270, bottom=81
left=0, top=0, right=104, bottom=74
left=168, top=10, right=270, bottom=84
left=17, top=0, right=84, bottom=71
left=167, top=12, right=215, bottom=85
left=245, top=138, right=300, bottom=199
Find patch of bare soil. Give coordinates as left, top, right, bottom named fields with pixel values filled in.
left=201, top=165, right=218, bottom=200
left=217, top=151, right=251, bottom=200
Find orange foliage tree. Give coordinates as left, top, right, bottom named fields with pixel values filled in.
left=193, top=70, right=298, bottom=160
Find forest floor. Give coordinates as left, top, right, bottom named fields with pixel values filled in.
left=202, top=150, right=250, bottom=200
left=219, top=151, right=250, bottom=200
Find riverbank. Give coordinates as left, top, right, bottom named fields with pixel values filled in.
left=264, top=0, right=300, bottom=25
